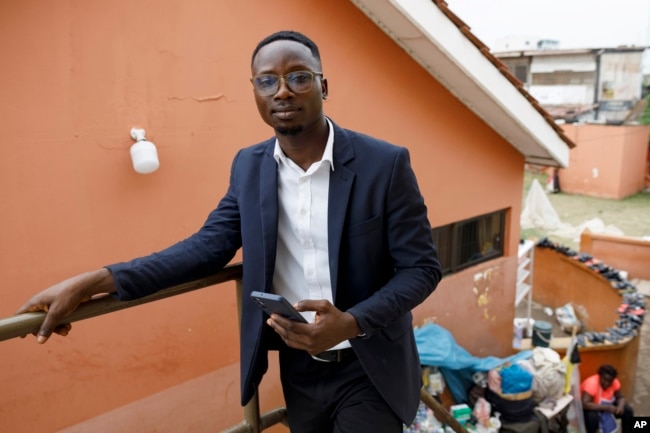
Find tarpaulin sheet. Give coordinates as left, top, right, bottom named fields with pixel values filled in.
left=520, top=179, right=623, bottom=242
left=415, top=323, right=532, bottom=403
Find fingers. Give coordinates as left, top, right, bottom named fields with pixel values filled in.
left=14, top=296, right=52, bottom=343
left=15, top=280, right=88, bottom=343
left=36, top=320, right=72, bottom=343
left=17, top=297, right=55, bottom=342
left=267, top=313, right=337, bottom=354
left=267, top=315, right=309, bottom=348
left=37, top=312, right=60, bottom=344
left=294, top=299, right=332, bottom=313
left=15, top=297, right=48, bottom=315
left=55, top=323, right=72, bottom=336
left=36, top=296, right=78, bottom=342
left=267, top=314, right=302, bottom=336
left=16, top=300, right=71, bottom=343
left=21, top=323, right=71, bottom=343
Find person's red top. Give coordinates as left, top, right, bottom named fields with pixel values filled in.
left=580, top=374, right=620, bottom=405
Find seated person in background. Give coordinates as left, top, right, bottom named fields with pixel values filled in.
left=581, top=364, right=634, bottom=433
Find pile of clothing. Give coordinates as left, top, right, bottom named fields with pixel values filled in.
left=484, top=365, right=536, bottom=424
left=480, top=347, right=567, bottom=425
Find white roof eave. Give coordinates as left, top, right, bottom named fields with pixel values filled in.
left=350, top=0, right=570, bottom=167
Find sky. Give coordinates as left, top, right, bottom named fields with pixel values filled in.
left=445, top=0, right=650, bottom=50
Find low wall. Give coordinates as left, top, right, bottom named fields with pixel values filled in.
left=532, top=247, right=621, bottom=330
left=528, top=245, right=641, bottom=397
left=580, top=229, right=650, bottom=280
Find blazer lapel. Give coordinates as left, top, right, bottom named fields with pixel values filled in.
left=259, top=142, right=279, bottom=291
left=328, top=124, right=355, bottom=300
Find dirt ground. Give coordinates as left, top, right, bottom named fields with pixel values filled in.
left=519, top=169, right=650, bottom=416
left=630, top=292, right=650, bottom=416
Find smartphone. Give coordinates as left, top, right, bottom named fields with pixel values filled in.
left=250, top=291, right=307, bottom=323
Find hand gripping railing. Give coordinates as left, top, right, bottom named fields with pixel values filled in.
left=0, top=263, right=465, bottom=433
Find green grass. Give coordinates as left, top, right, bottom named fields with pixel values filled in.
left=521, top=170, right=650, bottom=251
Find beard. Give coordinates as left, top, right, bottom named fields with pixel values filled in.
left=275, top=125, right=303, bottom=136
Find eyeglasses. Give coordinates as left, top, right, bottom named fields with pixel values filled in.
left=250, top=70, right=323, bottom=96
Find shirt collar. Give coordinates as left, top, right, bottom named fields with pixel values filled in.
left=273, top=117, right=335, bottom=171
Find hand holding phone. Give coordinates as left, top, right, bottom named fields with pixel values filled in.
left=250, top=291, right=307, bottom=323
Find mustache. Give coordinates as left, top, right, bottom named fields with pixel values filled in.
left=272, top=104, right=300, bottom=112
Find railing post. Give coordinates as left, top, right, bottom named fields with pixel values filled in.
left=244, top=392, right=261, bottom=433
left=420, top=388, right=469, bottom=433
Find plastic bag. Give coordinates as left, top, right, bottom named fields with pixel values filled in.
left=473, top=397, right=492, bottom=427
left=500, top=363, right=533, bottom=394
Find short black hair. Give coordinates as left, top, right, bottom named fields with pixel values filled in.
left=598, top=364, right=618, bottom=378
left=251, top=30, right=321, bottom=66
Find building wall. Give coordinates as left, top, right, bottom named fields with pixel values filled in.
left=599, top=52, right=644, bottom=101
left=531, top=53, right=597, bottom=73
left=0, top=1, right=527, bottom=432
left=530, top=84, right=594, bottom=105
left=559, top=124, right=650, bottom=199
left=498, top=49, right=647, bottom=123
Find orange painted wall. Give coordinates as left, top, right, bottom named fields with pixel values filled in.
left=559, top=124, right=650, bottom=199
left=0, top=1, right=526, bottom=432
left=581, top=230, right=650, bottom=280
left=413, top=257, right=520, bottom=358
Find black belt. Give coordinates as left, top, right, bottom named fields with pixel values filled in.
left=312, top=348, right=357, bottom=363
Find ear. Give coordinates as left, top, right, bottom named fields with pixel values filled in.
left=321, top=77, right=328, bottom=100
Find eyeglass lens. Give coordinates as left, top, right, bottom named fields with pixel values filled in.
left=252, top=71, right=319, bottom=96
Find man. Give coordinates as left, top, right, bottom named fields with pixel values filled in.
left=581, top=364, right=634, bottom=433
left=17, top=30, right=441, bottom=433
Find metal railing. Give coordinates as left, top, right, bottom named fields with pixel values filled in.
left=0, top=263, right=465, bottom=433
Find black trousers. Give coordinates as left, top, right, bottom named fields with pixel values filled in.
left=279, top=347, right=402, bottom=433
left=583, top=404, right=634, bottom=433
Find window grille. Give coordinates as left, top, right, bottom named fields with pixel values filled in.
left=431, top=209, right=506, bottom=275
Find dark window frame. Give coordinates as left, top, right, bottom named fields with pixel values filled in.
left=431, top=209, right=506, bottom=275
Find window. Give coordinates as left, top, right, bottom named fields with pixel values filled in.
left=431, top=210, right=506, bottom=275
left=531, top=71, right=595, bottom=86
left=514, top=65, right=528, bottom=84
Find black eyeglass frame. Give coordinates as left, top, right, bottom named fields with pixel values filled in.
left=250, top=70, right=323, bottom=96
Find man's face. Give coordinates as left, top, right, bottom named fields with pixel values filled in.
left=251, top=40, right=327, bottom=136
left=599, top=373, right=614, bottom=390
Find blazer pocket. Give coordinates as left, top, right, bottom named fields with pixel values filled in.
left=347, top=214, right=382, bottom=238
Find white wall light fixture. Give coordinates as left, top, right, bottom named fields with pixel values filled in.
left=129, top=127, right=160, bottom=174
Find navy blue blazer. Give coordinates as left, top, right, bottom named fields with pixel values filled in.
left=108, top=120, right=442, bottom=424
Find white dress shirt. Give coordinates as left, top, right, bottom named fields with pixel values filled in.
left=272, top=118, right=350, bottom=350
